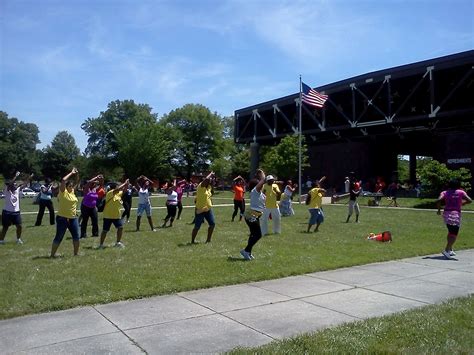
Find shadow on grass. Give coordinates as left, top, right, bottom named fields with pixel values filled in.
left=177, top=242, right=201, bottom=247
left=422, top=255, right=458, bottom=261
left=32, top=255, right=59, bottom=260
left=227, top=256, right=247, bottom=262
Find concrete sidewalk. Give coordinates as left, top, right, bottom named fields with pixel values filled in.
left=1, top=250, right=472, bottom=354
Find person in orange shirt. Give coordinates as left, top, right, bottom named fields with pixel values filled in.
left=231, top=175, right=246, bottom=222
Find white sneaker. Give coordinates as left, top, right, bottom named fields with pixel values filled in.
left=240, top=249, right=252, bottom=261
left=442, top=250, right=453, bottom=260
left=16, top=238, right=24, bottom=245
left=449, top=250, right=456, bottom=256
left=249, top=254, right=255, bottom=260
left=114, top=242, right=125, bottom=248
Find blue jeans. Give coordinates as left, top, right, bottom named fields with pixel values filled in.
left=53, top=216, right=80, bottom=244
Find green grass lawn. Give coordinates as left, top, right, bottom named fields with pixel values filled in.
left=230, top=295, right=474, bottom=354
left=0, top=194, right=473, bottom=320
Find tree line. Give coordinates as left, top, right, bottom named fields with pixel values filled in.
left=0, top=101, right=309, bottom=185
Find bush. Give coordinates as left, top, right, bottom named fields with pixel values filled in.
left=418, top=160, right=471, bottom=196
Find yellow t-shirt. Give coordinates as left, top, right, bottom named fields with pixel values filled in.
left=308, top=188, right=323, bottom=209
left=263, top=183, right=281, bottom=208
left=103, top=190, right=123, bottom=219
left=57, top=189, right=78, bottom=218
left=195, top=184, right=212, bottom=211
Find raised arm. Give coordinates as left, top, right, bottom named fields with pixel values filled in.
left=254, top=169, right=266, bottom=192
left=60, top=168, right=78, bottom=192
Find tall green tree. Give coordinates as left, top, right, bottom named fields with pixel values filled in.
left=81, top=100, right=158, bottom=161
left=41, top=131, right=80, bottom=180
left=261, top=135, right=309, bottom=181
left=161, top=104, right=224, bottom=179
left=0, top=111, right=40, bottom=176
left=116, top=123, right=173, bottom=180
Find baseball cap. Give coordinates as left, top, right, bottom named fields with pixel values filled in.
left=266, top=175, right=275, bottom=182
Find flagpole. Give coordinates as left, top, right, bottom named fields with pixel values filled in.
left=298, top=75, right=303, bottom=204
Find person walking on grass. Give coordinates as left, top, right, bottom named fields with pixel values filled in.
left=345, top=173, right=361, bottom=223
left=98, top=179, right=130, bottom=249
left=436, top=179, right=472, bottom=259
left=306, top=177, right=326, bottom=233
left=34, top=178, right=56, bottom=226
left=240, top=169, right=266, bottom=261
left=80, top=174, right=103, bottom=239
left=162, top=183, right=178, bottom=227
left=135, top=175, right=157, bottom=232
left=261, top=175, right=282, bottom=235
left=0, top=171, right=33, bottom=245
left=231, top=175, right=245, bottom=222
left=50, top=168, right=80, bottom=257
left=191, top=172, right=216, bottom=244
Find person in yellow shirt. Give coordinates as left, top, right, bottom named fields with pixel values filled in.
left=261, top=175, right=282, bottom=235
left=191, top=172, right=215, bottom=244
left=306, top=177, right=326, bottom=233
left=98, top=179, right=130, bottom=249
left=50, top=168, right=80, bottom=257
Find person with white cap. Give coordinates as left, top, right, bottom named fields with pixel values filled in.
left=261, top=174, right=282, bottom=235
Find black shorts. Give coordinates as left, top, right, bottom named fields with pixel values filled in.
left=2, top=210, right=22, bottom=227
left=447, top=224, right=460, bottom=235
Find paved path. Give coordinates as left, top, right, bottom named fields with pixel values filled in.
left=1, top=250, right=472, bottom=354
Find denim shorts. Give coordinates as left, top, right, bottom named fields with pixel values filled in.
left=309, top=208, right=324, bottom=225
left=2, top=210, right=21, bottom=227
left=194, top=209, right=215, bottom=230
left=103, top=218, right=124, bottom=232
left=136, top=203, right=152, bottom=217
left=53, top=216, right=80, bottom=243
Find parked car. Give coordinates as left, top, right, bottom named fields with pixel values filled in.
left=20, top=188, right=38, bottom=198
left=30, top=182, right=42, bottom=192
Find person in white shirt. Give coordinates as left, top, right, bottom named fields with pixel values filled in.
left=0, top=171, right=33, bottom=245
left=135, top=175, right=157, bottom=232
left=162, top=183, right=178, bottom=227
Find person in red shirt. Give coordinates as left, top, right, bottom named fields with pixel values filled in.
left=231, top=175, right=246, bottom=222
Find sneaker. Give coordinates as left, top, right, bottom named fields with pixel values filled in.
left=16, top=238, right=24, bottom=245
left=152, top=228, right=157, bottom=232
left=114, top=242, right=125, bottom=248
left=442, top=250, right=453, bottom=260
left=449, top=250, right=456, bottom=256
left=0, top=240, right=5, bottom=245
left=249, top=254, right=255, bottom=260
left=240, top=249, right=252, bottom=261
left=97, top=244, right=105, bottom=250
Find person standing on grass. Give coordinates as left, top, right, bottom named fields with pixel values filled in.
left=34, top=178, right=56, bottom=226
left=80, top=174, right=103, bottom=239
left=135, top=175, right=157, bottom=232
left=191, top=172, right=216, bottom=244
left=436, top=179, right=472, bottom=259
left=50, top=168, right=80, bottom=257
left=306, top=177, right=326, bottom=233
left=280, top=180, right=297, bottom=217
left=121, top=183, right=135, bottom=223
left=240, top=169, right=266, bottom=261
left=231, top=175, right=246, bottom=222
left=98, top=179, right=130, bottom=249
left=345, top=173, right=361, bottom=223
left=0, top=171, right=33, bottom=245
left=175, top=179, right=186, bottom=220
left=261, top=175, right=282, bottom=235
left=162, top=183, right=178, bottom=227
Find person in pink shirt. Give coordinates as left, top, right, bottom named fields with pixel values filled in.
left=436, top=179, right=472, bottom=259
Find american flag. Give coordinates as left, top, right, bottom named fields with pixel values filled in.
left=301, top=82, right=328, bottom=108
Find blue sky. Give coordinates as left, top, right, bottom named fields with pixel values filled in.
left=1, top=0, right=473, bottom=152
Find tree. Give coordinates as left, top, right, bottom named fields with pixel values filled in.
left=0, top=111, right=40, bottom=176
left=161, top=104, right=224, bottom=179
left=116, top=123, right=173, bottom=180
left=261, top=135, right=309, bottom=181
left=41, top=131, right=80, bottom=180
left=418, top=160, right=471, bottom=196
left=81, top=100, right=159, bottom=161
